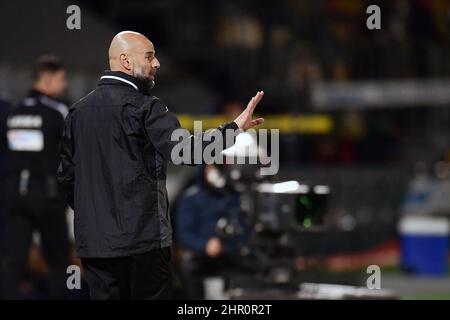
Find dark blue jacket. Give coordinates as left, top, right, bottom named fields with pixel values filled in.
left=0, top=99, right=12, bottom=180
left=175, top=182, right=248, bottom=255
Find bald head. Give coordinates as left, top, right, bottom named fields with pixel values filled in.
left=108, top=31, right=160, bottom=87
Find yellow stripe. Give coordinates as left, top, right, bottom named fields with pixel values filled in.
left=177, top=114, right=333, bottom=134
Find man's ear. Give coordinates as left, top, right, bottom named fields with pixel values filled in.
left=119, top=53, right=132, bottom=71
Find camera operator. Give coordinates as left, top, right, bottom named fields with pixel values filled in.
left=175, top=164, right=250, bottom=299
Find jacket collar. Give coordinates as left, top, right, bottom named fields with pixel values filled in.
left=99, top=71, right=147, bottom=93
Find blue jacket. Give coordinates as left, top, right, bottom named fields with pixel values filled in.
left=175, top=184, right=247, bottom=255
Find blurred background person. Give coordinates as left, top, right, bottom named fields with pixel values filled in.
left=174, top=164, right=250, bottom=299
left=0, top=97, right=13, bottom=298
left=1, top=55, right=69, bottom=299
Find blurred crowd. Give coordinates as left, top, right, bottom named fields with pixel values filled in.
left=116, top=0, right=450, bottom=109
left=79, top=0, right=450, bottom=166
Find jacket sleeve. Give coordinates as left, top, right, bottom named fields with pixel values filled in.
left=143, top=98, right=240, bottom=164
left=57, top=110, right=75, bottom=209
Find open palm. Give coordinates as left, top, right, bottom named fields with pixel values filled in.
left=233, top=91, right=265, bottom=130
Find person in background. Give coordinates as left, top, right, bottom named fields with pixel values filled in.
left=175, top=164, right=250, bottom=299
left=1, top=55, right=69, bottom=299
left=0, top=97, right=13, bottom=298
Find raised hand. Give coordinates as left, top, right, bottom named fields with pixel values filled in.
left=233, top=91, right=265, bottom=130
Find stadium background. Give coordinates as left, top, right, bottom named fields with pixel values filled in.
left=1, top=0, right=450, bottom=299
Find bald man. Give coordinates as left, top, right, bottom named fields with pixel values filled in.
left=57, top=31, right=264, bottom=300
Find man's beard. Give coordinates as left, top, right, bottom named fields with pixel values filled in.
left=132, top=65, right=155, bottom=93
